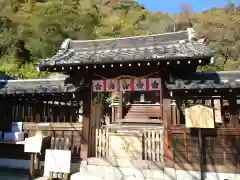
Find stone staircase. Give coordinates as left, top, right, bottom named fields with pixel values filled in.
left=71, top=158, right=163, bottom=180
left=70, top=158, right=240, bottom=180
left=121, top=104, right=162, bottom=123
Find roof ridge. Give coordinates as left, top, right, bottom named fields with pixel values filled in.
left=198, top=70, right=240, bottom=74
left=0, top=78, right=66, bottom=83
left=72, top=30, right=188, bottom=43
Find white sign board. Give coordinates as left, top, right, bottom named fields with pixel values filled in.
left=185, top=104, right=215, bottom=128
left=24, top=136, right=42, bottom=153
left=44, top=150, right=71, bottom=174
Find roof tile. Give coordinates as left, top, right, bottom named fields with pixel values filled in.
left=0, top=78, right=84, bottom=95
left=38, top=30, right=212, bottom=69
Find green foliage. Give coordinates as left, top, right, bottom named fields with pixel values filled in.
left=0, top=55, right=48, bottom=78
left=194, top=4, right=240, bottom=69
left=0, top=0, right=239, bottom=78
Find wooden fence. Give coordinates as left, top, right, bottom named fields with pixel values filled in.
left=95, top=128, right=108, bottom=157
left=95, top=128, right=164, bottom=162
left=170, top=127, right=240, bottom=172
left=143, top=130, right=164, bottom=162
left=0, top=99, right=82, bottom=126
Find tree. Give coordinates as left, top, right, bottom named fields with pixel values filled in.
left=179, top=4, right=194, bottom=27
left=194, top=3, right=240, bottom=70
left=0, top=0, right=239, bottom=77
left=14, top=40, right=32, bottom=64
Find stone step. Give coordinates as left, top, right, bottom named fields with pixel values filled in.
left=129, top=107, right=161, bottom=110
left=121, top=119, right=161, bottom=123
left=127, top=112, right=161, bottom=115
left=86, top=158, right=163, bottom=180
left=80, top=160, right=87, bottom=173
left=130, top=106, right=160, bottom=108
left=128, top=111, right=159, bottom=114
left=130, top=107, right=161, bottom=110
left=125, top=115, right=150, bottom=118
left=71, top=172, right=103, bottom=180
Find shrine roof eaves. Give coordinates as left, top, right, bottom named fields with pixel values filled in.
left=0, top=78, right=84, bottom=95
left=37, top=28, right=213, bottom=70
left=166, top=71, right=240, bottom=91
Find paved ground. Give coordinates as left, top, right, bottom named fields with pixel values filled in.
left=35, top=177, right=48, bottom=180
left=0, top=169, right=29, bottom=180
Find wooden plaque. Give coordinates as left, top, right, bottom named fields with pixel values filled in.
left=185, top=105, right=215, bottom=128
left=108, top=134, right=142, bottom=159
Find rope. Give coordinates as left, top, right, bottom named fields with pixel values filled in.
left=93, top=71, right=159, bottom=80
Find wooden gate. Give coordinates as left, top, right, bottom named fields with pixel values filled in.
left=95, top=128, right=164, bottom=162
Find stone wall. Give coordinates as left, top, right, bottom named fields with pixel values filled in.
left=87, top=158, right=163, bottom=180
left=84, top=158, right=240, bottom=180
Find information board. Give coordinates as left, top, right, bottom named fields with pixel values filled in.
left=44, top=150, right=71, bottom=174
left=185, top=104, right=215, bottom=128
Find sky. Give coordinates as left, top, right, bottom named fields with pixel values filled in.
left=137, top=0, right=240, bottom=12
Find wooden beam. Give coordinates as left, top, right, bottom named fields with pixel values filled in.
left=23, top=122, right=83, bottom=131
left=170, top=126, right=240, bottom=136
left=120, top=119, right=162, bottom=124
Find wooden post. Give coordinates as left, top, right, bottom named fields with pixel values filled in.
left=198, top=128, right=204, bottom=180
left=171, top=100, right=177, bottom=125
left=163, top=98, right=173, bottom=167
left=119, top=92, right=123, bottom=120
left=111, top=105, right=115, bottom=123
left=228, top=97, right=238, bottom=128
left=85, top=76, right=93, bottom=158
left=29, top=153, right=35, bottom=180
left=159, top=78, right=163, bottom=119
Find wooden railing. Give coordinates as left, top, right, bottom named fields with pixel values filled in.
left=143, top=130, right=164, bottom=162
left=95, top=128, right=107, bottom=157
left=23, top=122, right=83, bottom=131
left=0, top=99, right=82, bottom=125
left=95, top=128, right=164, bottom=162
left=23, top=122, right=83, bottom=162
left=170, top=97, right=240, bottom=128
left=169, top=127, right=240, bottom=173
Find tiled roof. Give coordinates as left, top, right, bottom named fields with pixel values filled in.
left=166, top=71, right=240, bottom=90
left=38, top=29, right=213, bottom=70
left=0, top=78, right=84, bottom=95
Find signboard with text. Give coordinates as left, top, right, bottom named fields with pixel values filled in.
left=185, top=104, right=215, bottom=128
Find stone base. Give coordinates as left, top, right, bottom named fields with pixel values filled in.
left=85, top=158, right=164, bottom=180
left=77, top=158, right=240, bottom=180
left=70, top=172, right=103, bottom=180
left=35, top=177, right=48, bottom=180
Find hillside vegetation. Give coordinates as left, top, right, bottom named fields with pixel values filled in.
left=0, top=0, right=239, bottom=78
